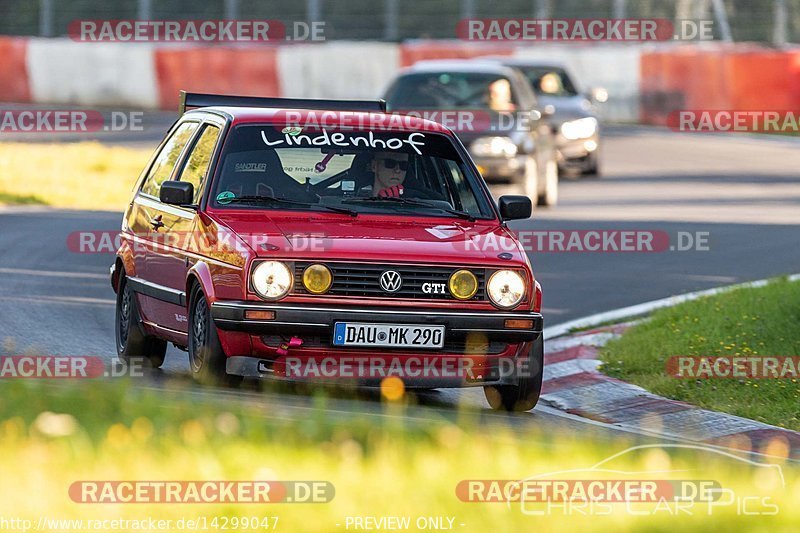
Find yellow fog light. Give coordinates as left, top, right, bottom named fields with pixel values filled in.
left=302, top=264, right=333, bottom=294
left=449, top=269, right=478, bottom=300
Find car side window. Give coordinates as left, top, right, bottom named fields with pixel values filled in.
left=512, top=70, right=537, bottom=109
left=177, top=125, right=221, bottom=203
left=140, top=122, right=199, bottom=198
left=444, top=160, right=480, bottom=213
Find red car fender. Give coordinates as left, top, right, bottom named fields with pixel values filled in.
left=112, top=237, right=138, bottom=293
left=533, top=280, right=542, bottom=313
left=186, top=260, right=216, bottom=305
left=187, top=259, right=253, bottom=356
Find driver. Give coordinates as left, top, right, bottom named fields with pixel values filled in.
left=370, top=151, right=409, bottom=198
left=357, top=151, right=445, bottom=201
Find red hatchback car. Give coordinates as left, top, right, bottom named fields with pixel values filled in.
left=111, top=92, right=544, bottom=411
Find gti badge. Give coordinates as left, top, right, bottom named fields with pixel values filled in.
left=421, top=282, right=446, bottom=295
left=379, top=270, right=403, bottom=292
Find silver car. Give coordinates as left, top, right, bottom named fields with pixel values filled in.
left=383, top=60, right=560, bottom=206
left=496, top=59, right=603, bottom=177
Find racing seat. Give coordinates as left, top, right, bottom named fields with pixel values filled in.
left=218, top=149, right=302, bottom=198
left=349, top=152, right=375, bottom=192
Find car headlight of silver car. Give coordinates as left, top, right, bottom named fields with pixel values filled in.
left=251, top=261, right=293, bottom=300
left=560, top=117, right=598, bottom=140
left=487, top=270, right=526, bottom=309
left=470, top=136, right=518, bottom=157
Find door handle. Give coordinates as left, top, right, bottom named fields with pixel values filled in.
left=149, top=215, right=165, bottom=231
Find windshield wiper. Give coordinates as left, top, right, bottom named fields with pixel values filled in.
left=226, top=195, right=358, bottom=217
left=343, top=197, right=476, bottom=221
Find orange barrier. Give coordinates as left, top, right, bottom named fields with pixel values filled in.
left=640, top=45, right=800, bottom=125
left=0, top=37, right=30, bottom=102
left=399, top=41, right=514, bottom=67
left=725, top=50, right=800, bottom=109
left=155, top=46, right=280, bottom=110
left=640, top=47, right=717, bottom=125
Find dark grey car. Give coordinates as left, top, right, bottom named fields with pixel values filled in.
left=383, top=60, right=559, bottom=206
left=495, top=59, right=603, bottom=177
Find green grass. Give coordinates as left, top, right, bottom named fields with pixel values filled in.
left=0, top=142, right=151, bottom=210
left=600, top=277, right=800, bottom=430
left=0, top=191, right=47, bottom=205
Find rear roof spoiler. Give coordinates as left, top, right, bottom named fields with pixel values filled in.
left=178, top=91, right=387, bottom=114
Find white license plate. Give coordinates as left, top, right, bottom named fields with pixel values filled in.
left=332, top=322, right=445, bottom=349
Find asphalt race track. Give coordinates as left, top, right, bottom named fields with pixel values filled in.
left=1, top=124, right=799, bottom=436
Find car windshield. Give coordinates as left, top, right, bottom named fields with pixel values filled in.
left=384, top=72, right=518, bottom=111
left=209, top=125, right=495, bottom=219
left=517, top=66, right=579, bottom=97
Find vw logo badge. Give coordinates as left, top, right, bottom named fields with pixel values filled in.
left=379, top=270, right=403, bottom=293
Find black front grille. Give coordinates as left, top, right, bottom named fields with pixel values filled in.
left=293, top=262, right=486, bottom=300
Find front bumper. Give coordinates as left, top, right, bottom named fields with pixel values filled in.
left=212, top=301, right=543, bottom=388
left=556, top=134, right=600, bottom=168
left=211, top=301, right=542, bottom=342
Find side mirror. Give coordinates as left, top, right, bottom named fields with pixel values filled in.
left=159, top=181, right=194, bottom=206
left=498, top=195, right=532, bottom=221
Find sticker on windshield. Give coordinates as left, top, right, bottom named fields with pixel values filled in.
left=314, top=153, right=335, bottom=173
left=261, top=128, right=426, bottom=155
left=282, top=126, right=302, bottom=136
left=234, top=162, right=267, bottom=173
left=216, top=191, right=236, bottom=205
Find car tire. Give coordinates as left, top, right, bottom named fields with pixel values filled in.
left=537, top=159, right=559, bottom=206
left=115, top=273, right=167, bottom=368
left=523, top=156, right=539, bottom=202
left=188, top=284, right=242, bottom=387
left=483, top=335, right=544, bottom=412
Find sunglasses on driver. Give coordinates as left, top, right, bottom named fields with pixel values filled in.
left=380, top=159, right=409, bottom=171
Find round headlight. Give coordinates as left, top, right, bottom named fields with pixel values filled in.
left=487, top=270, right=526, bottom=309
left=449, top=269, right=478, bottom=300
left=251, top=261, right=292, bottom=300
left=302, top=264, right=333, bottom=294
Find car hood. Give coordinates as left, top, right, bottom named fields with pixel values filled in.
left=211, top=211, right=527, bottom=266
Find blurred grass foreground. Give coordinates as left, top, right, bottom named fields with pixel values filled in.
left=0, top=377, right=798, bottom=532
